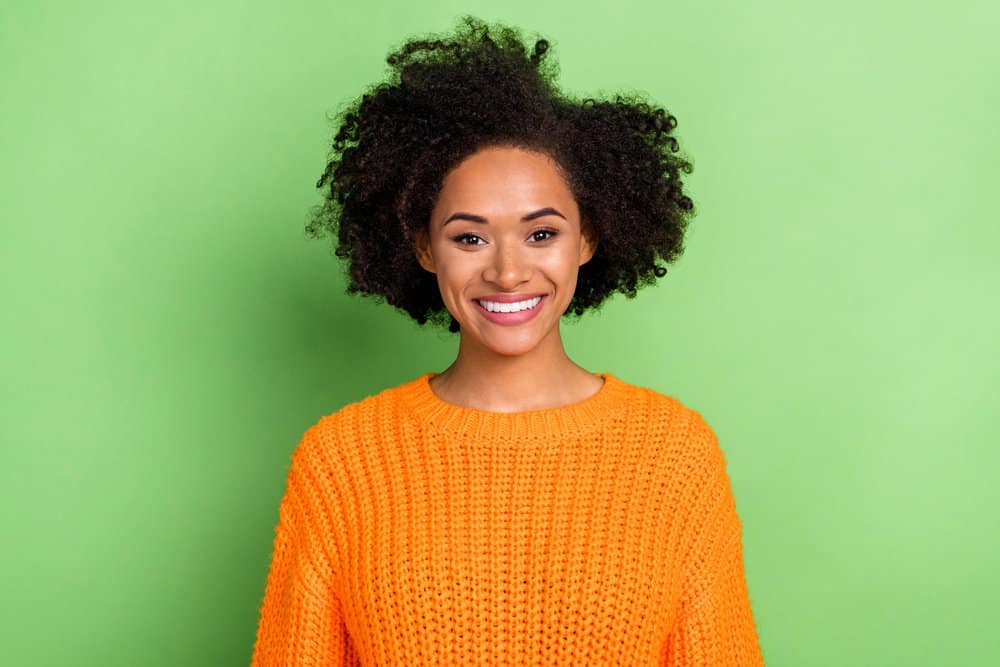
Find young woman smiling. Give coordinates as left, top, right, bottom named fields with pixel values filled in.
left=251, top=16, right=765, bottom=667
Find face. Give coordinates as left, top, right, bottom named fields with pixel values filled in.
left=416, top=145, right=597, bottom=358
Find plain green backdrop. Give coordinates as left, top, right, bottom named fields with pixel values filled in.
left=2, top=0, right=998, bottom=665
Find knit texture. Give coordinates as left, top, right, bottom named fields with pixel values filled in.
left=250, top=373, right=765, bottom=666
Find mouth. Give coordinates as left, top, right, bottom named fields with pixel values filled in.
left=476, top=295, right=543, bottom=313
left=473, top=295, right=546, bottom=325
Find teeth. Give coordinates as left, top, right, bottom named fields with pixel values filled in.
left=478, top=296, right=542, bottom=313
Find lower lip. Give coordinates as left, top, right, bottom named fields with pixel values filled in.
left=474, top=296, right=546, bottom=326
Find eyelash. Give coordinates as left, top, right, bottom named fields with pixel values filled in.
left=450, top=229, right=559, bottom=246
left=530, top=229, right=558, bottom=242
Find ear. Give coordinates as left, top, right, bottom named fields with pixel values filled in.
left=414, top=226, right=436, bottom=273
left=578, top=222, right=598, bottom=266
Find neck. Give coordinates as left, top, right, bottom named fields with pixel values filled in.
left=430, top=324, right=599, bottom=412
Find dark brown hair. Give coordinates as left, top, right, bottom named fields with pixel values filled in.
left=308, top=16, right=695, bottom=331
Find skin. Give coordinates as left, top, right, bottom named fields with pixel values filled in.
left=414, top=145, right=604, bottom=413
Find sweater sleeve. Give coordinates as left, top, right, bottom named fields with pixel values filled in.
left=250, top=433, right=357, bottom=666
left=664, top=415, right=765, bottom=667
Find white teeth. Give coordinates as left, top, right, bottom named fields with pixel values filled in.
left=478, top=296, right=542, bottom=313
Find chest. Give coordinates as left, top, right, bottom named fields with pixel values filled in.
left=328, top=430, right=688, bottom=662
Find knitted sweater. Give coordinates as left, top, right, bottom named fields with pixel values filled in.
left=250, top=373, right=764, bottom=666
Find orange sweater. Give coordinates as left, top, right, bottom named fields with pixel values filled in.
left=251, top=373, right=764, bottom=666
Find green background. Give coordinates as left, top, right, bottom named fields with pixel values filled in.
left=2, top=0, right=997, bottom=664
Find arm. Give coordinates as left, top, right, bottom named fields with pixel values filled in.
left=250, top=432, right=357, bottom=666
left=664, top=416, right=765, bottom=666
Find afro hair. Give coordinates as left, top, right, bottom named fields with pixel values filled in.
left=308, top=15, right=695, bottom=331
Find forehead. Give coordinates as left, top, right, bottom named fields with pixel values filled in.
left=433, top=146, right=577, bottom=216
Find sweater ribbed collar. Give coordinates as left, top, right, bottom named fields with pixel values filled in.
left=397, top=372, right=630, bottom=441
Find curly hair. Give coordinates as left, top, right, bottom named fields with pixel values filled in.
left=308, top=15, right=695, bottom=332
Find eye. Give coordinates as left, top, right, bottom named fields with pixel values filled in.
left=451, top=233, right=486, bottom=246
left=529, top=229, right=558, bottom=242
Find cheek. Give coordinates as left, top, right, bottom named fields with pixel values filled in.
left=432, top=251, right=476, bottom=298
left=540, top=246, right=584, bottom=282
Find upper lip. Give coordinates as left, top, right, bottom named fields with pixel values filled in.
left=474, top=293, right=545, bottom=303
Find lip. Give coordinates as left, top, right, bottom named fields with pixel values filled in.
left=473, top=294, right=546, bottom=326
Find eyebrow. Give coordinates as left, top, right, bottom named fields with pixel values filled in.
left=442, top=207, right=566, bottom=226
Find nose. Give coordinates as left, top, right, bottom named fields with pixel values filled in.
left=482, top=241, right=531, bottom=289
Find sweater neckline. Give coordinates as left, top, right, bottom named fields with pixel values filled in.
left=398, top=372, right=629, bottom=440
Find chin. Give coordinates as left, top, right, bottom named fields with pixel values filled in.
left=464, top=322, right=557, bottom=358
left=481, top=339, right=543, bottom=358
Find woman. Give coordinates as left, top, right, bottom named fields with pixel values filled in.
left=251, top=16, right=765, bottom=666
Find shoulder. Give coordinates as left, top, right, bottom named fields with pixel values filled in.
left=316, top=377, right=411, bottom=427
left=289, top=374, right=427, bottom=468
left=608, top=374, right=725, bottom=466
left=610, top=375, right=718, bottom=436
left=612, top=377, right=738, bottom=517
